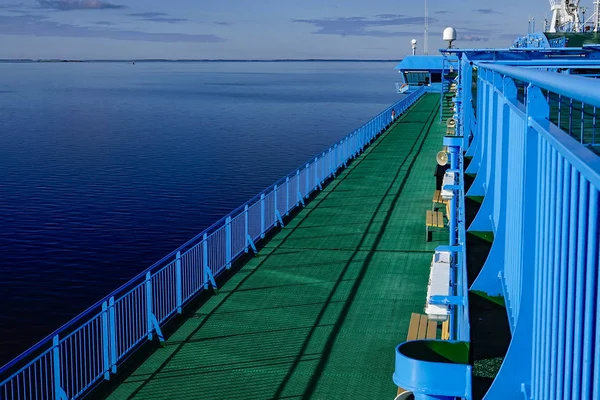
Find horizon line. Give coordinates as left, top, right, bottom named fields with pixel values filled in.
left=0, top=58, right=403, bottom=63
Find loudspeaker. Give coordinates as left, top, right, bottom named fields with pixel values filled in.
left=436, top=151, right=449, bottom=166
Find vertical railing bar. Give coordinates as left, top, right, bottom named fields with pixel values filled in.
left=593, top=106, right=597, bottom=146
left=581, top=102, right=585, bottom=145
left=569, top=97, right=573, bottom=136
left=571, top=173, right=587, bottom=399
left=273, top=185, right=278, bottom=226
left=225, top=217, right=232, bottom=269
left=305, top=163, right=310, bottom=198
left=260, top=193, right=265, bottom=239
left=558, top=94, right=562, bottom=128
left=285, top=177, right=289, bottom=215
left=296, top=170, right=300, bottom=206
left=176, top=251, right=182, bottom=312
left=244, top=205, right=249, bottom=253
left=581, top=181, right=595, bottom=400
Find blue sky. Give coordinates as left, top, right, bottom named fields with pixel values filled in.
left=0, top=0, right=571, bottom=59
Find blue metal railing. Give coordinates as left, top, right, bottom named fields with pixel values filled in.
left=465, top=61, right=600, bottom=399
left=0, top=87, right=426, bottom=400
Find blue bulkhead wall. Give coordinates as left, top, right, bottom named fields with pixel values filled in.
left=393, top=47, right=600, bottom=400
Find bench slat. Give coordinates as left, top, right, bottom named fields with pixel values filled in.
left=407, top=312, right=421, bottom=341
left=426, top=320, right=437, bottom=339
left=417, top=315, right=428, bottom=340
left=426, top=210, right=433, bottom=226
left=442, top=320, right=450, bottom=340
left=435, top=211, right=443, bottom=228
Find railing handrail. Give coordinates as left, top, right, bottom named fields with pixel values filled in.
left=475, top=62, right=600, bottom=109
left=476, top=63, right=600, bottom=189
left=0, top=88, right=425, bottom=382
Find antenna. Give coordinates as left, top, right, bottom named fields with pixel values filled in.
left=411, top=39, right=418, bottom=55
left=424, top=0, right=429, bottom=55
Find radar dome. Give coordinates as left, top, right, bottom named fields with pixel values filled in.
left=443, top=27, right=457, bottom=42
left=411, top=39, right=417, bottom=45
left=443, top=27, right=457, bottom=49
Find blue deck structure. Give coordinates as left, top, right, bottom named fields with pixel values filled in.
left=393, top=47, right=600, bottom=400
left=1, top=43, right=600, bottom=400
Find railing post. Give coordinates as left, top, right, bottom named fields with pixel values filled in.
left=52, top=335, right=67, bottom=400
left=225, top=217, right=232, bottom=269
left=244, top=205, right=249, bottom=253
left=146, top=272, right=153, bottom=340
left=329, top=148, right=333, bottom=176
left=296, top=170, right=301, bottom=206
left=260, top=193, right=265, bottom=238
left=102, top=301, right=110, bottom=380
left=274, top=185, right=279, bottom=226
left=285, top=177, right=289, bottom=215
left=176, top=251, right=182, bottom=312
left=314, top=157, right=319, bottom=188
left=305, top=163, right=310, bottom=198
left=202, top=233, right=209, bottom=288
left=109, top=296, right=116, bottom=373
left=334, top=144, right=338, bottom=172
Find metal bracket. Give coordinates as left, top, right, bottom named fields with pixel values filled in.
left=520, top=383, right=531, bottom=400
left=297, top=191, right=305, bottom=207
left=429, top=295, right=465, bottom=306
left=246, top=234, right=258, bottom=254
left=275, top=210, right=285, bottom=228
left=204, top=263, right=218, bottom=290
left=56, top=388, right=67, bottom=400
left=148, top=312, right=165, bottom=343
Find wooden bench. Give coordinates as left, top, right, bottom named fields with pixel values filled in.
left=397, top=313, right=438, bottom=397
left=425, top=210, right=445, bottom=242
left=432, top=190, right=450, bottom=217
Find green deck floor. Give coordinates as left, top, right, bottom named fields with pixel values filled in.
left=107, top=94, right=447, bottom=400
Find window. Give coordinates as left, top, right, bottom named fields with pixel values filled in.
left=405, top=72, right=429, bottom=86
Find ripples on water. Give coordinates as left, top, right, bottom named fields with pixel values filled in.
left=0, top=61, right=401, bottom=364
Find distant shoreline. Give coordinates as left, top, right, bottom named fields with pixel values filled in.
left=0, top=59, right=401, bottom=63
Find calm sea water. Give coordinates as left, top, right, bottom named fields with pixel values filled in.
left=0, top=61, right=401, bottom=365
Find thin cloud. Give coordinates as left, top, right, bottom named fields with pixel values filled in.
left=293, top=15, right=435, bottom=37
left=38, top=0, right=126, bottom=10
left=214, top=21, right=231, bottom=26
left=127, top=12, right=167, bottom=18
left=434, top=11, right=451, bottom=14
left=94, top=20, right=115, bottom=25
left=0, top=3, right=26, bottom=8
left=0, top=14, right=223, bottom=42
left=127, top=12, right=187, bottom=23
left=375, top=14, right=405, bottom=19
left=460, top=34, right=489, bottom=42
left=475, top=8, right=501, bottom=14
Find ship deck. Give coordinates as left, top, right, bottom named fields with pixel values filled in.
left=106, top=94, right=445, bottom=399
